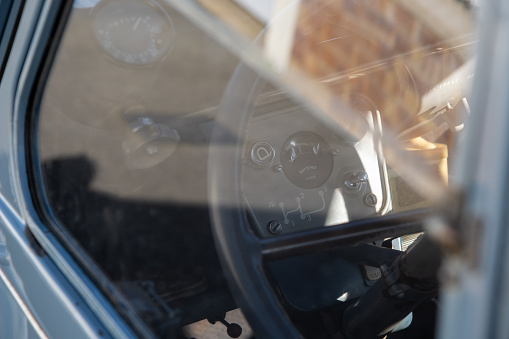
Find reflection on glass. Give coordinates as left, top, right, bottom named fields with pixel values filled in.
left=34, top=0, right=477, bottom=337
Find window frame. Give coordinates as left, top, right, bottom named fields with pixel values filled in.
left=11, top=1, right=498, bottom=339
left=7, top=0, right=148, bottom=338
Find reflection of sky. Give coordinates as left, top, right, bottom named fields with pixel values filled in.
left=0, top=154, right=20, bottom=215
left=234, top=0, right=276, bottom=23
left=73, top=0, right=100, bottom=9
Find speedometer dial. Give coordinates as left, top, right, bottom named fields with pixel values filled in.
left=93, top=0, right=174, bottom=67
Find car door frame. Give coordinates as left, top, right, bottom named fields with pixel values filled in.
left=0, top=0, right=144, bottom=338
left=436, top=0, right=509, bottom=338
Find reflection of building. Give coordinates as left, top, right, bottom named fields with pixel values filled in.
left=200, top=0, right=475, bottom=189
left=281, top=0, right=475, bottom=211
left=195, top=0, right=474, bottom=135
left=289, top=0, right=475, bottom=134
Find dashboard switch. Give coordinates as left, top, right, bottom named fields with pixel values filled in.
left=251, top=142, right=276, bottom=166
left=268, top=220, right=283, bottom=235
left=364, top=193, right=378, bottom=207
left=345, top=171, right=368, bottom=189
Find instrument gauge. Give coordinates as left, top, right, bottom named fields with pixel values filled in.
left=93, top=0, right=174, bottom=67
left=280, top=131, right=334, bottom=189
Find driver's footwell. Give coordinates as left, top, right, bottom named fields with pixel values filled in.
left=182, top=309, right=254, bottom=339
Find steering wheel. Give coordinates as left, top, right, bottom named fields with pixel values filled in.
left=207, top=48, right=429, bottom=339
left=205, top=0, right=452, bottom=335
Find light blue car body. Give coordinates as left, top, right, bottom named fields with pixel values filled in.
left=0, top=1, right=134, bottom=337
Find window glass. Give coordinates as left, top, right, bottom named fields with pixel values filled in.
left=34, top=0, right=477, bottom=337
left=37, top=1, right=247, bottom=334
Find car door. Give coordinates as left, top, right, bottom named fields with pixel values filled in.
left=436, top=0, right=509, bottom=338
left=2, top=0, right=246, bottom=338
left=0, top=1, right=132, bottom=338
left=0, top=0, right=488, bottom=338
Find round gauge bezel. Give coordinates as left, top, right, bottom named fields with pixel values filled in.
left=91, top=0, right=175, bottom=68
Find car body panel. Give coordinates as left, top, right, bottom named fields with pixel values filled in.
left=0, top=0, right=507, bottom=338
left=0, top=0, right=128, bottom=338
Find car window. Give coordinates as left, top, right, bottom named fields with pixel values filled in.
left=34, top=1, right=255, bottom=336
left=31, top=0, right=477, bottom=337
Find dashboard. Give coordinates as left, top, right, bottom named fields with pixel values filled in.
left=40, top=0, right=472, bottom=243
left=43, top=0, right=395, bottom=240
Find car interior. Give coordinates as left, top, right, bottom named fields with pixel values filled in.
left=30, top=0, right=477, bottom=337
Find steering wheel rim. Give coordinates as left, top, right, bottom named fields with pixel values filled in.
left=206, top=44, right=432, bottom=339
left=207, top=2, right=429, bottom=337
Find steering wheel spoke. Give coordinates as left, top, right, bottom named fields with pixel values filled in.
left=260, top=208, right=428, bottom=262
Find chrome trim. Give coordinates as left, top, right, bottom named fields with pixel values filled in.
left=0, top=176, right=102, bottom=339
left=0, top=267, right=48, bottom=339
left=0, top=193, right=23, bottom=225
